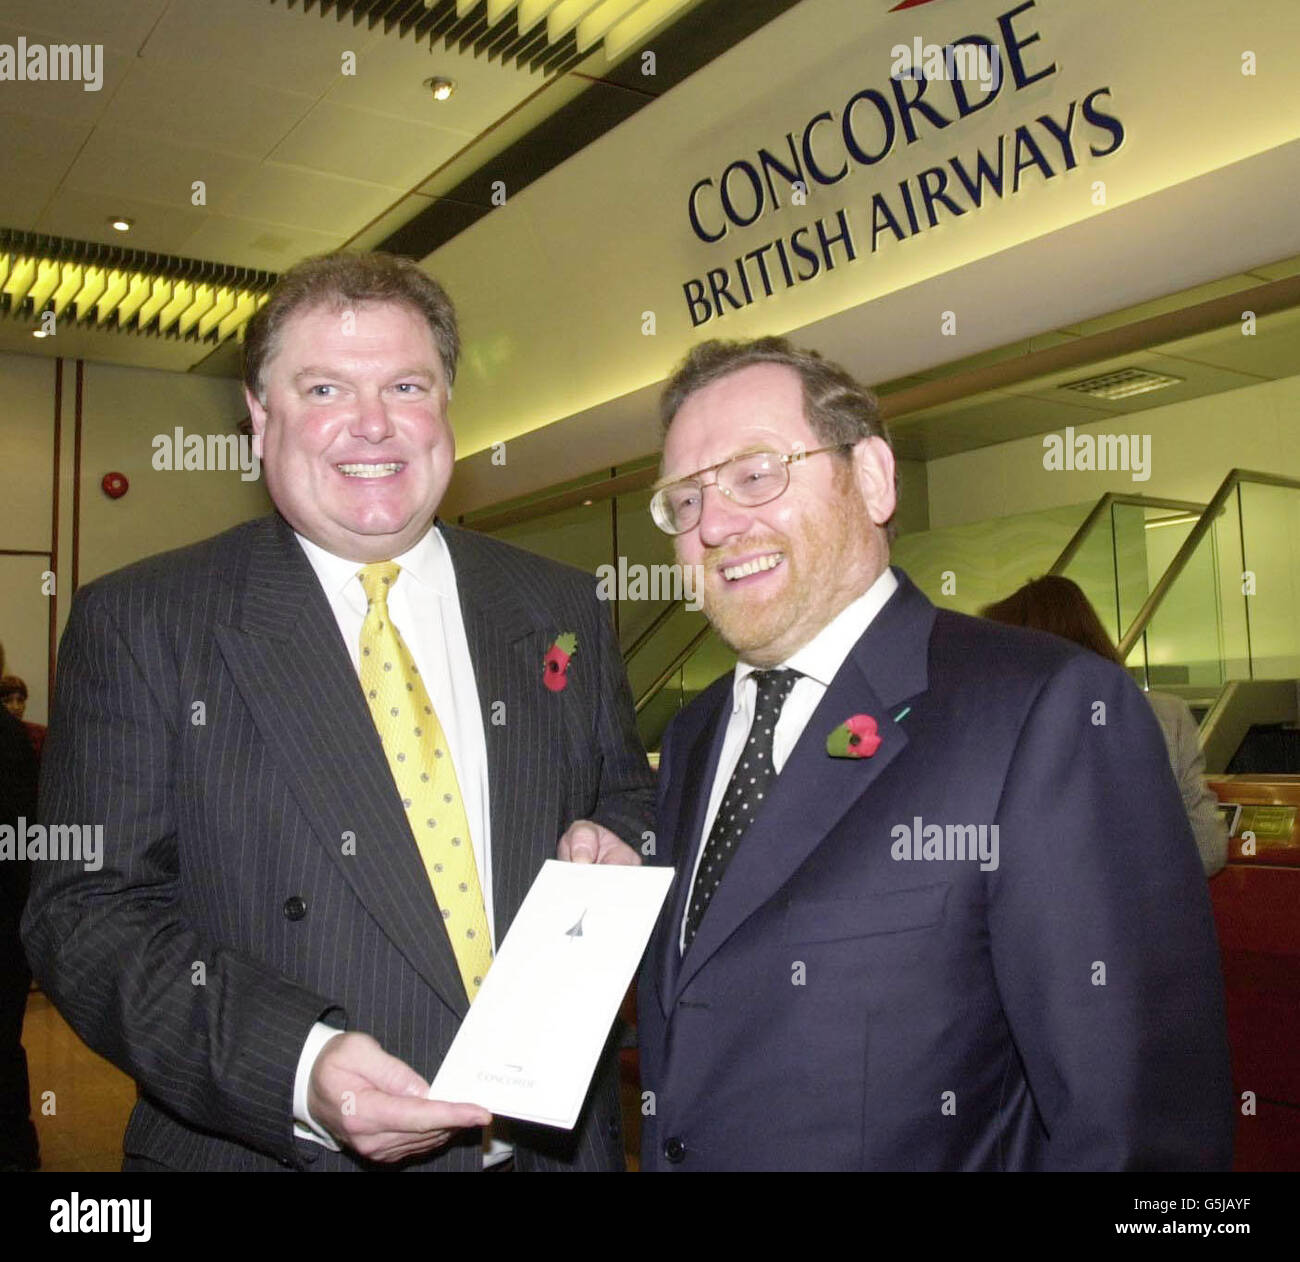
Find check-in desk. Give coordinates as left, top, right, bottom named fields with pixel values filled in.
left=1207, top=776, right=1300, bottom=1171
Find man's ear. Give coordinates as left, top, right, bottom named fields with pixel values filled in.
left=853, top=436, right=897, bottom=527
left=244, top=386, right=267, bottom=460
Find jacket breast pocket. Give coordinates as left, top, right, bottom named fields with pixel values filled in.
left=783, top=883, right=949, bottom=944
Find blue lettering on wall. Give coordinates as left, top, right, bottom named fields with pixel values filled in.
left=680, top=2, right=1127, bottom=323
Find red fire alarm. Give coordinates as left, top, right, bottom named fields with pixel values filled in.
left=101, top=472, right=129, bottom=499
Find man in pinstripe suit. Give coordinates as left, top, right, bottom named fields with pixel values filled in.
left=24, top=253, right=653, bottom=1171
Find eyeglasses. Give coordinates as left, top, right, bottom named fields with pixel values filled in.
left=649, top=444, right=852, bottom=536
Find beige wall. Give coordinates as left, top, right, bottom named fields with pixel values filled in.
left=1, top=352, right=64, bottom=726
left=77, top=360, right=269, bottom=586
left=925, top=374, right=1300, bottom=529
left=923, top=373, right=1300, bottom=681
left=0, top=349, right=270, bottom=722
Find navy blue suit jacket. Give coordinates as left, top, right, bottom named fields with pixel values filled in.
left=638, top=569, right=1233, bottom=1171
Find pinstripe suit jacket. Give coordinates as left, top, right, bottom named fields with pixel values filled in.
left=23, top=513, right=654, bottom=1171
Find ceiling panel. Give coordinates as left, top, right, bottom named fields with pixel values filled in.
left=1061, top=276, right=1267, bottom=338
left=1150, top=307, right=1300, bottom=378
left=0, top=174, right=55, bottom=227
left=36, top=188, right=210, bottom=257
left=1249, top=256, right=1300, bottom=281
left=891, top=391, right=1111, bottom=461
left=0, top=109, right=91, bottom=185
left=181, top=216, right=347, bottom=272
left=97, top=62, right=317, bottom=160
left=59, top=128, right=263, bottom=217
left=217, top=163, right=399, bottom=235
left=0, top=0, right=170, bottom=48
left=0, top=20, right=127, bottom=124
left=135, top=0, right=373, bottom=97
left=0, top=321, right=210, bottom=373
left=268, top=100, right=468, bottom=187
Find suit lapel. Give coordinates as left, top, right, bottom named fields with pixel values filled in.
left=214, top=515, right=471, bottom=1021
left=671, top=570, right=937, bottom=1001
left=438, top=523, right=551, bottom=943
left=654, top=681, right=732, bottom=1015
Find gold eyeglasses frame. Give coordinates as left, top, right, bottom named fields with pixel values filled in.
left=649, top=443, right=854, bottom=535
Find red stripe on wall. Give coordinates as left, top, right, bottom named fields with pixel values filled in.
left=49, top=358, right=62, bottom=697
left=72, top=359, right=84, bottom=595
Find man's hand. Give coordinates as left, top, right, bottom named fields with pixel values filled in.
left=308, top=1031, right=490, bottom=1163
left=558, top=819, right=642, bottom=866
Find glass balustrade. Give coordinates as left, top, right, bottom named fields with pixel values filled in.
left=475, top=463, right=1300, bottom=753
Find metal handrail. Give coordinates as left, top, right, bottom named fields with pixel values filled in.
left=1048, top=492, right=1208, bottom=575
left=1116, top=469, right=1300, bottom=661
left=635, top=625, right=713, bottom=713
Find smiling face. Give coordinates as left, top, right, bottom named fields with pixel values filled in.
left=662, top=362, right=896, bottom=666
left=246, top=300, right=454, bottom=562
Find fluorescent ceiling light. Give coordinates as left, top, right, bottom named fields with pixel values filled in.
left=1059, top=366, right=1185, bottom=401
left=456, top=0, right=691, bottom=57
left=0, top=231, right=274, bottom=343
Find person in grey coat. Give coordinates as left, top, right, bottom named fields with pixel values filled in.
left=1143, top=691, right=1228, bottom=875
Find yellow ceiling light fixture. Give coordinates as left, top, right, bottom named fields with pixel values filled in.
left=602, top=0, right=689, bottom=61
left=0, top=228, right=276, bottom=344
left=518, top=0, right=565, bottom=26
left=279, top=0, right=704, bottom=75
left=544, top=0, right=605, bottom=43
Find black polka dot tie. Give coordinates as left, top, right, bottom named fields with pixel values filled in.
left=683, top=668, right=800, bottom=951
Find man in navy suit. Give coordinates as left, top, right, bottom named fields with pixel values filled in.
left=637, top=336, right=1233, bottom=1171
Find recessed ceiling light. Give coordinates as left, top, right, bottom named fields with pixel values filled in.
left=582, top=499, right=594, bottom=506
left=109, top=216, right=134, bottom=232
left=423, top=76, right=455, bottom=102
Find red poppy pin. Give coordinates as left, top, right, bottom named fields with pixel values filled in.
left=543, top=632, right=578, bottom=692
left=826, top=713, right=882, bottom=758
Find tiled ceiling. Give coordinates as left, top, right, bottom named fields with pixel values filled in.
left=3, top=1, right=1295, bottom=479
left=0, top=0, right=745, bottom=371
left=879, top=255, right=1300, bottom=461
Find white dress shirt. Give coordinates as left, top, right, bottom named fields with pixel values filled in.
left=680, top=567, right=899, bottom=952
left=290, top=524, right=495, bottom=1150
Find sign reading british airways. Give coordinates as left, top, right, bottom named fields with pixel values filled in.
left=680, top=0, right=1125, bottom=326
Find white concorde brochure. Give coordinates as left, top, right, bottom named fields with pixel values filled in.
left=429, top=860, right=675, bottom=1129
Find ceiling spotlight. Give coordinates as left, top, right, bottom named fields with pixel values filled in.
left=32, top=328, right=50, bottom=338
left=109, top=216, right=134, bottom=232
left=423, top=76, right=455, bottom=102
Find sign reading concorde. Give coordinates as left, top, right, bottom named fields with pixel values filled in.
left=680, top=0, right=1125, bottom=327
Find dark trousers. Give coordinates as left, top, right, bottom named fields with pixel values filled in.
left=0, top=861, right=38, bottom=1169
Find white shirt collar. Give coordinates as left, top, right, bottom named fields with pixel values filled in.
left=294, top=522, right=453, bottom=605
left=730, top=566, right=899, bottom=712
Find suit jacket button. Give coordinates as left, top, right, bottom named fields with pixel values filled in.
left=283, top=896, right=308, bottom=921
left=664, top=1137, right=686, bottom=1164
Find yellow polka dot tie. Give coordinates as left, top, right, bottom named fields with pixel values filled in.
left=357, top=562, right=492, bottom=1001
